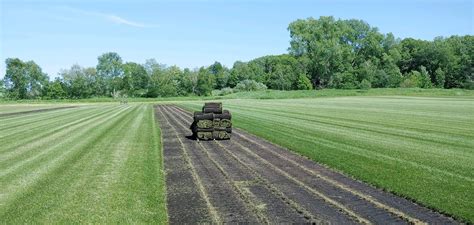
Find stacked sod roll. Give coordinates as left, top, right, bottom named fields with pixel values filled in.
left=191, top=102, right=232, bottom=140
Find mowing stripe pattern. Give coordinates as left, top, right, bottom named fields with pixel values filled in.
left=0, top=104, right=167, bottom=224
left=156, top=105, right=458, bottom=224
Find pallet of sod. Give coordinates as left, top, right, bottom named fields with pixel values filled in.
left=191, top=102, right=232, bottom=140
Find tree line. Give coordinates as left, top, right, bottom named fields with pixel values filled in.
left=2, top=16, right=473, bottom=99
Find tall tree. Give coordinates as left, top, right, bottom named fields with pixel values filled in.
left=44, top=78, right=66, bottom=99
left=208, top=62, right=229, bottom=89
left=96, top=52, right=124, bottom=95
left=122, top=62, right=149, bottom=97
left=4, top=58, right=48, bottom=99
left=60, top=64, right=97, bottom=98
left=196, top=67, right=214, bottom=96
left=288, top=17, right=354, bottom=88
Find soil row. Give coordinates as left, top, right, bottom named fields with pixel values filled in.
left=155, top=105, right=458, bottom=224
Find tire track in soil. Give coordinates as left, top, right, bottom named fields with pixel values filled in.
left=163, top=106, right=353, bottom=224
left=156, top=105, right=459, bottom=224
left=160, top=106, right=263, bottom=223
left=170, top=105, right=459, bottom=224
left=155, top=107, right=214, bottom=224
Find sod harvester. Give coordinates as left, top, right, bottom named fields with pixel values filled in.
left=190, top=102, right=232, bottom=140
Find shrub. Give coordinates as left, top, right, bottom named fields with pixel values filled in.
left=212, top=87, right=234, bottom=96
left=296, top=74, right=313, bottom=90
left=234, top=79, right=267, bottom=91
left=463, top=80, right=474, bottom=90
left=358, top=79, right=371, bottom=90
left=400, top=71, right=421, bottom=88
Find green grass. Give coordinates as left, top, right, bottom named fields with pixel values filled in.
left=0, top=104, right=167, bottom=224
left=1, top=89, right=473, bottom=222
left=178, top=96, right=474, bottom=222
left=1, top=88, right=473, bottom=104
left=219, top=88, right=474, bottom=99
left=0, top=104, right=76, bottom=115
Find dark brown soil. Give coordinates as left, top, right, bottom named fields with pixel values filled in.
left=155, top=105, right=459, bottom=224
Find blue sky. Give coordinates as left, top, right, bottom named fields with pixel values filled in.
left=1, top=0, right=473, bottom=78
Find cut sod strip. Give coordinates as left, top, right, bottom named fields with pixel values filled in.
left=156, top=105, right=458, bottom=224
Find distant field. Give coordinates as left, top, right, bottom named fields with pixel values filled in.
left=1, top=88, right=473, bottom=104
left=178, top=96, right=474, bottom=222
left=0, top=104, right=167, bottom=223
left=0, top=104, right=74, bottom=115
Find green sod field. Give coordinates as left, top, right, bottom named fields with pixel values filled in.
left=1, top=90, right=473, bottom=223
left=0, top=104, right=73, bottom=115
left=0, top=104, right=167, bottom=224
left=178, top=96, right=474, bottom=222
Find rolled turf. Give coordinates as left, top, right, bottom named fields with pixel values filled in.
left=196, top=120, right=213, bottom=129
left=194, top=112, right=214, bottom=120
left=204, top=102, right=222, bottom=109
left=202, top=107, right=222, bottom=114
left=212, top=131, right=231, bottom=140
left=196, top=131, right=213, bottom=140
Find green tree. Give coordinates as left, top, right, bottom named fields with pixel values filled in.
left=266, top=64, right=294, bottom=90
left=208, top=62, right=229, bottom=89
left=332, top=71, right=357, bottom=89
left=96, top=52, right=124, bottom=95
left=179, top=68, right=198, bottom=95
left=381, top=52, right=403, bottom=87
left=45, top=78, right=66, bottom=99
left=434, top=68, right=446, bottom=88
left=400, top=71, right=422, bottom=88
left=60, top=64, right=97, bottom=98
left=196, top=67, right=214, bottom=96
left=359, top=79, right=371, bottom=90
left=4, top=58, right=28, bottom=99
left=4, top=58, right=48, bottom=99
left=288, top=17, right=389, bottom=88
left=356, top=60, right=377, bottom=85
left=0, top=79, right=6, bottom=98
left=122, top=62, right=149, bottom=97
left=147, top=64, right=183, bottom=97
left=419, top=66, right=433, bottom=88
left=229, top=61, right=252, bottom=87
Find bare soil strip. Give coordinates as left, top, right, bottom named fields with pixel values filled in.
left=0, top=106, right=77, bottom=117
left=155, top=105, right=459, bottom=224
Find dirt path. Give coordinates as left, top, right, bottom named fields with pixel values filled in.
left=155, top=105, right=458, bottom=224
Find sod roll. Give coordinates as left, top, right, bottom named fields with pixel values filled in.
left=204, top=102, right=222, bottom=109
left=212, top=119, right=221, bottom=128
left=214, top=127, right=232, bottom=133
left=213, top=110, right=231, bottom=119
left=212, top=130, right=231, bottom=140
left=196, top=120, right=213, bottom=129
left=194, top=128, right=214, bottom=132
left=219, top=119, right=232, bottom=128
left=194, top=112, right=214, bottom=120
left=202, top=107, right=222, bottom=114
left=196, top=131, right=213, bottom=140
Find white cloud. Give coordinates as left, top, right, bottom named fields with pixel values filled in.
left=60, top=6, right=157, bottom=28
left=104, top=14, right=147, bottom=28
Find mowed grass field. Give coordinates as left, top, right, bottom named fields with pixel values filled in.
left=0, top=104, right=74, bottom=115
left=178, top=96, right=474, bottom=222
left=0, top=104, right=167, bottom=223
